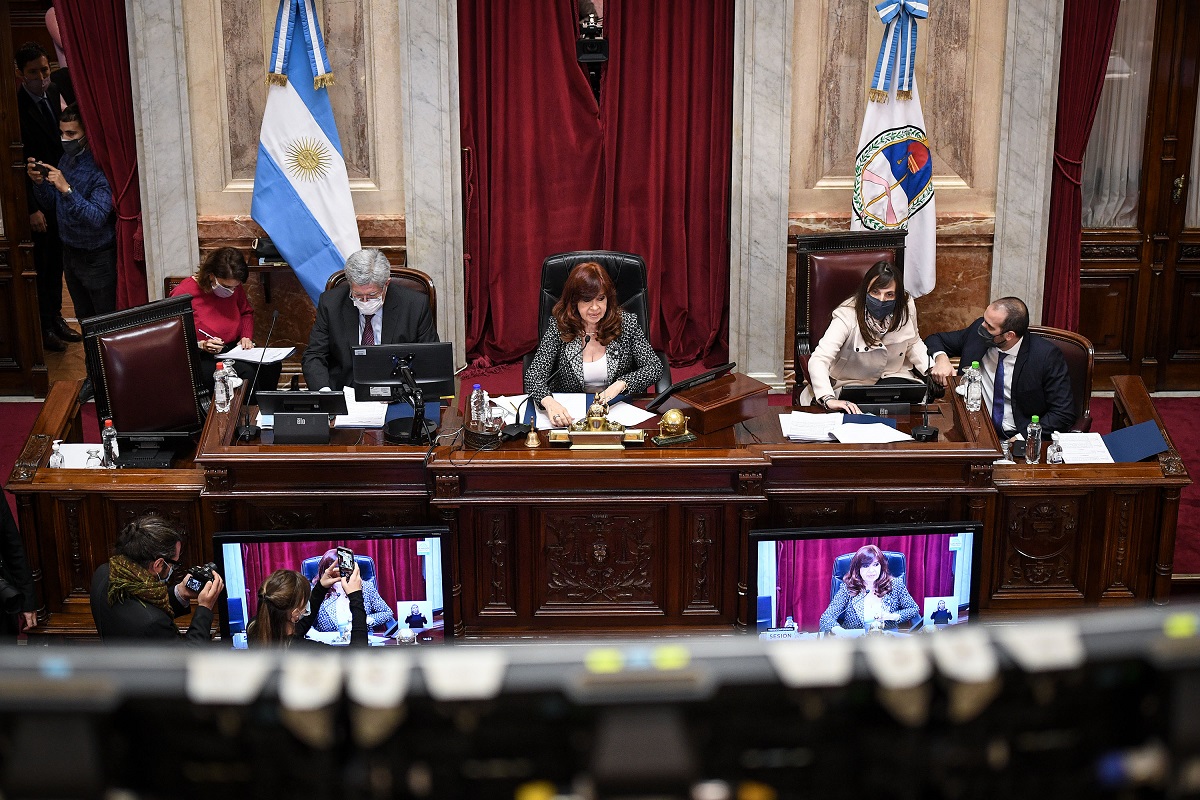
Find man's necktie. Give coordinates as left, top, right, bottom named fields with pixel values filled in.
left=992, top=352, right=1007, bottom=436
left=361, top=314, right=375, bottom=346
left=39, top=98, right=57, bottom=133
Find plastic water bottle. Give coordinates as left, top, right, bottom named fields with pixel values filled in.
left=48, top=440, right=64, bottom=468
left=469, top=383, right=488, bottom=431
left=1025, top=415, right=1042, bottom=464
left=964, top=361, right=983, bottom=412
left=213, top=362, right=231, bottom=413
left=1047, top=431, right=1064, bottom=464
left=101, top=419, right=119, bottom=468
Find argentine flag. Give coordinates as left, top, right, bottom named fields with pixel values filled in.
left=251, top=0, right=360, bottom=304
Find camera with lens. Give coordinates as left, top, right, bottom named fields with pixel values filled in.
left=185, top=562, right=217, bottom=593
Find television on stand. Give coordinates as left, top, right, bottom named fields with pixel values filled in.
left=352, top=342, right=455, bottom=445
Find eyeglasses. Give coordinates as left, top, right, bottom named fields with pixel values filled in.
left=350, top=288, right=386, bottom=302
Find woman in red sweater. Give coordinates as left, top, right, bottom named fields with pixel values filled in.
left=171, top=247, right=281, bottom=399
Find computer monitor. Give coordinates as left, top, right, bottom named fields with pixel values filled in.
left=213, top=525, right=450, bottom=648
left=352, top=342, right=455, bottom=403
left=749, top=521, right=981, bottom=638
left=837, top=381, right=928, bottom=407
left=255, top=390, right=349, bottom=416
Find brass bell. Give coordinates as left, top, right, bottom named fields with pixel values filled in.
left=525, top=424, right=541, bottom=448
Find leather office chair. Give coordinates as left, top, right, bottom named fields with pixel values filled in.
left=523, top=250, right=672, bottom=395
left=793, top=231, right=908, bottom=405
left=830, top=550, right=907, bottom=601
left=326, top=265, right=437, bottom=319
left=81, top=296, right=209, bottom=436
left=300, top=554, right=378, bottom=584
left=1029, top=325, right=1094, bottom=432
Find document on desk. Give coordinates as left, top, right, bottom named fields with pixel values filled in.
left=779, top=411, right=844, bottom=441
left=606, top=402, right=656, bottom=427
left=535, top=393, right=588, bottom=428
left=220, top=346, right=295, bottom=364
left=333, top=386, right=387, bottom=428
left=491, top=395, right=531, bottom=425
left=831, top=422, right=913, bottom=443
left=1056, top=432, right=1115, bottom=464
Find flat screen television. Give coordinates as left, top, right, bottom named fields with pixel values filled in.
left=352, top=342, right=455, bottom=403
left=213, top=525, right=450, bottom=648
left=749, top=521, right=981, bottom=639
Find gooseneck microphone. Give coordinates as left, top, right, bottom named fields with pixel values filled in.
left=235, top=309, right=280, bottom=441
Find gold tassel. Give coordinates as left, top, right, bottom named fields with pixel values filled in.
left=868, top=87, right=889, bottom=104
left=313, top=73, right=336, bottom=90
left=267, top=73, right=288, bottom=86
left=896, top=89, right=912, bottom=101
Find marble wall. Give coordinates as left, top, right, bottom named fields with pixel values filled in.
left=788, top=0, right=1009, bottom=363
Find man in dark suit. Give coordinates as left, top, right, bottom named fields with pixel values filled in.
left=0, top=495, right=37, bottom=639
left=927, top=296, right=1075, bottom=435
left=303, top=248, right=438, bottom=391
left=90, top=514, right=222, bottom=644
left=15, top=41, right=79, bottom=352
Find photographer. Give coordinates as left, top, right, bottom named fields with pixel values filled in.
left=1, top=496, right=37, bottom=639
left=90, top=514, right=222, bottom=644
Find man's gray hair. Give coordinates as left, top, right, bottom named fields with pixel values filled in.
left=343, top=248, right=391, bottom=289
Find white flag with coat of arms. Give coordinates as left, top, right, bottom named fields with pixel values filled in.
left=850, top=0, right=936, bottom=297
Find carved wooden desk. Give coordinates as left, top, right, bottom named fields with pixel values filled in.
left=7, top=377, right=1189, bottom=640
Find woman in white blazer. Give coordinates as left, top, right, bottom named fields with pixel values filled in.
left=801, top=261, right=929, bottom=414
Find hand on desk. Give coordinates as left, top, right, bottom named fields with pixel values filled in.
left=930, top=354, right=955, bottom=387
left=541, top=397, right=573, bottom=427
left=825, top=398, right=862, bottom=415
left=239, top=337, right=254, bottom=349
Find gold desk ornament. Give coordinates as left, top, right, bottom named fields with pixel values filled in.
left=652, top=407, right=697, bottom=447
left=562, top=396, right=635, bottom=449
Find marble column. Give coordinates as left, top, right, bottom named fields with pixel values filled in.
left=728, top=0, right=794, bottom=391
left=125, top=0, right=200, bottom=300
left=992, top=0, right=1065, bottom=323
left=397, top=0, right=466, bottom=358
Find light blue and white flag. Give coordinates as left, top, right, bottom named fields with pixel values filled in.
left=252, top=0, right=359, bottom=304
left=850, top=0, right=936, bottom=297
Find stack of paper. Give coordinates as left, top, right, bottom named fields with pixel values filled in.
left=831, top=423, right=913, bottom=443
left=222, top=346, right=295, bottom=364
left=779, top=411, right=844, bottom=442
left=1056, top=432, right=1115, bottom=464
left=333, top=386, right=387, bottom=428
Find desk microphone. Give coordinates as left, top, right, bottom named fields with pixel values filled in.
left=235, top=310, right=279, bottom=441
left=911, top=373, right=938, bottom=442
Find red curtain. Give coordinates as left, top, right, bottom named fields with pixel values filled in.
left=52, top=0, right=148, bottom=309
left=600, top=1, right=733, bottom=365
left=1042, top=0, right=1120, bottom=331
left=773, top=533, right=957, bottom=631
left=239, top=538, right=425, bottom=621
left=459, top=0, right=733, bottom=366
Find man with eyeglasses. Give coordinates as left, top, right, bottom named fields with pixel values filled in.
left=926, top=296, right=1074, bottom=438
left=302, top=248, right=438, bottom=392
left=90, top=514, right=223, bottom=643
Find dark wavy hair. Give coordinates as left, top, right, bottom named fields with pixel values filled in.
left=552, top=262, right=622, bottom=345
left=196, top=247, right=249, bottom=292
left=247, top=570, right=310, bottom=646
left=852, top=261, right=909, bottom=346
left=841, top=545, right=893, bottom=598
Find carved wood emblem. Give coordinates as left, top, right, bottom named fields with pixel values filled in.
left=484, top=515, right=510, bottom=607
left=435, top=475, right=461, bottom=498
left=1003, top=498, right=1079, bottom=588
left=12, top=434, right=51, bottom=481
left=689, top=512, right=714, bottom=607
left=205, top=468, right=230, bottom=492
left=737, top=471, right=764, bottom=496
left=544, top=512, right=654, bottom=603
left=1160, top=450, right=1186, bottom=476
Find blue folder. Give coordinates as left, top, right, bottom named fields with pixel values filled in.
left=842, top=413, right=898, bottom=429
left=385, top=400, right=442, bottom=426
left=1101, top=419, right=1168, bottom=463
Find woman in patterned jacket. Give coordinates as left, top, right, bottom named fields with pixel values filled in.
left=819, top=544, right=919, bottom=635
left=523, top=261, right=662, bottom=427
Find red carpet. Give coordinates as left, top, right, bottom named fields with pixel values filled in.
left=3, top=390, right=1198, bottom=573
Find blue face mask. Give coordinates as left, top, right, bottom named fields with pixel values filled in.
left=865, top=295, right=895, bottom=319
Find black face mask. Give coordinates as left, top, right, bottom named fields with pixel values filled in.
left=977, top=322, right=1005, bottom=348
left=865, top=296, right=895, bottom=319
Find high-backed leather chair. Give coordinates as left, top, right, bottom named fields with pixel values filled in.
left=793, top=231, right=908, bottom=405
left=300, top=554, right=377, bottom=584
left=524, top=250, right=672, bottom=395
left=1030, top=325, right=1094, bottom=432
left=325, top=265, right=437, bottom=319
left=81, top=296, right=209, bottom=436
left=831, top=550, right=907, bottom=601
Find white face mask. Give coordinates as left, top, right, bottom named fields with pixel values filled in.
left=211, top=282, right=235, bottom=298
left=352, top=295, right=384, bottom=315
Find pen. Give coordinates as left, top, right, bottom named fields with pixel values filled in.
left=196, top=326, right=219, bottom=340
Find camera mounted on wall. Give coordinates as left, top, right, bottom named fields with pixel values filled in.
left=577, top=9, right=607, bottom=102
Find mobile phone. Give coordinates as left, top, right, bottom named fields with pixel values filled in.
left=35, top=163, right=50, bottom=177
left=336, top=546, right=355, bottom=578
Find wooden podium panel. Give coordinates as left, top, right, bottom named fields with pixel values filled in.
left=654, top=373, right=770, bottom=434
